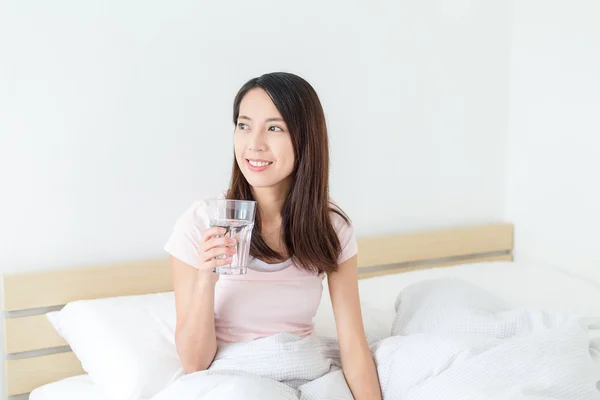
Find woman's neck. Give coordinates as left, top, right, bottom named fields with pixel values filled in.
left=252, top=182, right=289, bottom=228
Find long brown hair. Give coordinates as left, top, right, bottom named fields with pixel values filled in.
left=228, top=72, right=349, bottom=274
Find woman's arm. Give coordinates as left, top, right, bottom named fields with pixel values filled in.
left=171, top=226, right=236, bottom=373
left=172, top=257, right=219, bottom=373
left=328, top=254, right=382, bottom=400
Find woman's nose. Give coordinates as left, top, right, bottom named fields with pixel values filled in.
left=248, top=130, right=267, bottom=152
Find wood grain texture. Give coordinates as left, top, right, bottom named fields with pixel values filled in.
left=5, top=352, right=84, bottom=396
left=4, top=314, right=67, bottom=354
left=356, top=223, right=513, bottom=269
left=2, top=258, right=172, bottom=312
left=358, top=253, right=513, bottom=279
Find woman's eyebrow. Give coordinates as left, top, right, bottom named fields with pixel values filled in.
left=238, top=115, right=284, bottom=123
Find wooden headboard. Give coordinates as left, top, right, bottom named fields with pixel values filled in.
left=1, top=223, right=513, bottom=397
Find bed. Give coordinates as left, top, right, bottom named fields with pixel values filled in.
left=3, top=223, right=600, bottom=399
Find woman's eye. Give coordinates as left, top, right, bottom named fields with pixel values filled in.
left=238, top=123, right=249, bottom=130
left=268, top=126, right=283, bottom=132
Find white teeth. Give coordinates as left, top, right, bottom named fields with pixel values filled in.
left=249, top=160, right=272, bottom=167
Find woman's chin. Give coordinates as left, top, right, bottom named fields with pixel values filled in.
left=247, top=180, right=278, bottom=190
left=240, top=168, right=292, bottom=192
left=244, top=177, right=289, bottom=191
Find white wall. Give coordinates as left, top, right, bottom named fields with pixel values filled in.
left=0, top=0, right=510, bottom=397
left=506, top=0, right=600, bottom=273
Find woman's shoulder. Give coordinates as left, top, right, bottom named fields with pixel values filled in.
left=327, top=198, right=358, bottom=262
left=328, top=198, right=355, bottom=241
left=165, top=192, right=224, bottom=267
left=173, top=192, right=226, bottom=228
left=328, top=198, right=352, bottom=227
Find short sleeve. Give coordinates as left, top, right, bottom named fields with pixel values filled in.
left=164, top=200, right=210, bottom=269
left=331, top=211, right=358, bottom=265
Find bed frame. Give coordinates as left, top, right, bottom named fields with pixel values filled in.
left=1, top=223, right=513, bottom=398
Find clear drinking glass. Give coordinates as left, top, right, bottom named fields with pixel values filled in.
left=208, top=199, right=256, bottom=275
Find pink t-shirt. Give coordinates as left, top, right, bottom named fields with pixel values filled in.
left=164, top=196, right=358, bottom=344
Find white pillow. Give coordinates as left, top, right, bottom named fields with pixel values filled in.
left=314, top=261, right=600, bottom=342
left=47, top=292, right=183, bottom=400
left=357, top=261, right=600, bottom=325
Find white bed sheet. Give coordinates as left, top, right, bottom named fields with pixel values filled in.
left=30, top=261, right=600, bottom=400
left=28, top=374, right=103, bottom=400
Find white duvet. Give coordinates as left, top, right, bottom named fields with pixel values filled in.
left=151, top=278, right=600, bottom=400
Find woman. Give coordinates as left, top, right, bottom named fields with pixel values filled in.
left=164, top=72, right=382, bottom=399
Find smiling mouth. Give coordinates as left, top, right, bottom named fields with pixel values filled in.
left=246, top=159, right=273, bottom=167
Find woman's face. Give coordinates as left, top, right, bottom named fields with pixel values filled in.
left=234, top=88, right=295, bottom=191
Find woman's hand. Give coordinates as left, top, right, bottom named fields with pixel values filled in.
left=197, top=227, right=237, bottom=282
